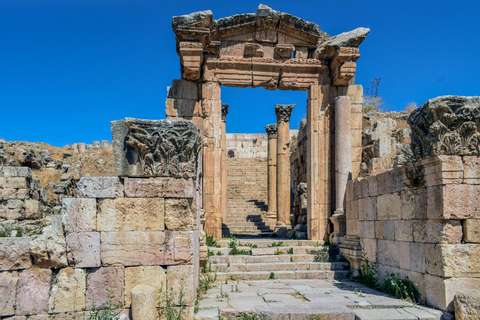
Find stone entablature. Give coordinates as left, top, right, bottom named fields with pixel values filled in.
left=172, top=5, right=369, bottom=89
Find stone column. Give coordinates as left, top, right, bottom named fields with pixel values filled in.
left=131, top=285, right=157, bottom=320
left=221, top=104, right=229, bottom=226
left=274, top=104, right=294, bottom=235
left=265, top=124, right=277, bottom=220
left=331, top=96, right=351, bottom=239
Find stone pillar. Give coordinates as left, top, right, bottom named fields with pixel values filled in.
left=274, top=104, right=294, bottom=235
left=221, top=104, right=229, bottom=226
left=331, top=96, right=351, bottom=239
left=131, top=285, right=157, bottom=320
left=265, top=124, right=277, bottom=220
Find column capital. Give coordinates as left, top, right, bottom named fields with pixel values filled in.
left=265, top=124, right=277, bottom=137
left=221, top=104, right=229, bottom=121
left=275, top=104, right=295, bottom=123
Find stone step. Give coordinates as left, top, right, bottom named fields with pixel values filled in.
left=214, top=239, right=323, bottom=248
left=207, top=246, right=319, bottom=256
left=214, top=270, right=348, bottom=281
left=208, top=253, right=325, bottom=264
left=210, top=262, right=348, bottom=272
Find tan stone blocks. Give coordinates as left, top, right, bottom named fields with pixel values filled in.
left=49, top=268, right=86, bottom=313
left=366, top=175, right=378, bottom=197
left=415, top=187, right=427, bottom=219
left=398, top=241, right=411, bottom=270
left=24, top=200, right=41, bottom=219
left=172, top=231, right=195, bottom=264
left=409, top=242, right=426, bottom=273
left=346, top=218, right=358, bottom=236
left=382, top=221, right=395, bottom=240
left=125, top=266, right=166, bottom=308
left=0, top=237, right=32, bottom=271
left=376, top=194, right=401, bottom=220
left=358, top=197, right=376, bottom=221
left=463, top=219, right=480, bottom=243
left=77, top=177, right=124, bottom=199
left=356, top=179, right=369, bottom=199
left=165, top=198, right=195, bottom=231
left=412, top=220, right=462, bottom=244
left=425, top=275, right=480, bottom=311
left=16, top=268, right=51, bottom=316
left=167, top=265, right=195, bottom=306
left=426, top=244, right=480, bottom=277
left=360, top=238, right=377, bottom=262
left=86, top=266, right=124, bottom=310
left=165, top=99, right=202, bottom=118
left=101, top=231, right=173, bottom=266
left=123, top=177, right=194, bottom=198
left=376, top=172, right=393, bottom=195
left=66, top=232, right=101, bottom=268
left=345, top=199, right=358, bottom=220
left=0, top=271, right=17, bottom=316
left=463, top=156, right=480, bottom=184
left=346, top=84, right=363, bottom=105
left=98, top=198, right=164, bottom=231
left=377, top=240, right=399, bottom=268
left=427, top=184, right=480, bottom=220
left=62, top=198, right=97, bottom=233
left=400, top=190, right=415, bottom=220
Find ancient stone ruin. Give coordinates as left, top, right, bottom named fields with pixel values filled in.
left=0, top=4, right=479, bottom=320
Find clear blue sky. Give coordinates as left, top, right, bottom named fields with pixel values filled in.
left=1, top=0, right=479, bottom=147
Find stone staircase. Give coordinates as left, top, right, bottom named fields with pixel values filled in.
left=207, top=239, right=349, bottom=281
left=223, top=158, right=274, bottom=237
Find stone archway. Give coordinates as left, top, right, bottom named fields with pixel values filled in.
left=166, top=5, right=368, bottom=240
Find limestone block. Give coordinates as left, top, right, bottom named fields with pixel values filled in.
left=357, top=197, right=376, bottom=221
left=0, top=271, right=17, bottom=316
left=24, top=200, right=41, bottom=219
left=346, top=180, right=354, bottom=202
left=374, top=221, right=383, bottom=239
left=365, top=118, right=397, bottom=142
left=86, top=266, right=125, bottom=310
left=66, top=232, right=101, bottom=268
left=77, top=177, right=124, bottom=198
left=377, top=240, right=399, bottom=268
left=360, top=238, right=377, bottom=263
left=16, top=268, right=51, bottom=316
left=168, top=79, right=199, bottom=100
left=425, top=275, right=480, bottom=311
left=409, top=242, right=426, bottom=273
left=62, top=198, right=97, bottom=233
left=382, top=221, right=395, bottom=241
left=101, top=231, right=174, bottom=266
left=463, top=156, right=480, bottom=184
left=131, top=284, right=157, bottom=320
left=376, top=194, right=401, bottom=220
left=422, top=155, right=464, bottom=186
left=426, top=244, right=480, bottom=277
left=98, top=198, right=164, bottom=231
left=358, top=221, right=374, bottom=239
left=394, top=220, right=413, bottom=242
left=6, top=177, right=28, bottom=189
left=357, top=179, right=369, bottom=199
left=1, top=167, right=31, bottom=178
left=0, top=237, right=32, bottom=271
left=125, top=266, right=166, bottom=307
left=398, top=241, right=410, bottom=270
left=463, top=219, right=480, bottom=243
left=366, top=175, right=378, bottom=197
left=428, top=184, right=480, bottom=220
left=165, top=198, right=195, bottom=231
left=173, top=231, right=195, bottom=264
left=400, top=190, right=415, bottom=220
left=49, top=268, right=86, bottom=313
left=415, top=187, right=428, bottom=219
left=375, top=172, right=393, bottom=195
left=30, top=228, right=68, bottom=268
left=123, top=177, right=194, bottom=198
left=167, top=265, right=195, bottom=306
left=413, top=220, right=462, bottom=244
left=455, top=290, right=480, bottom=320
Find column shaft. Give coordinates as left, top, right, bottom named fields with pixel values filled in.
left=220, top=104, right=229, bottom=226
left=334, top=96, right=352, bottom=213
left=265, top=124, right=277, bottom=219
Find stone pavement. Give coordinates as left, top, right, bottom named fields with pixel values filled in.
left=195, top=279, right=443, bottom=320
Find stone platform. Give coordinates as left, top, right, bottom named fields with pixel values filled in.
left=195, top=279, right=442, bottom=320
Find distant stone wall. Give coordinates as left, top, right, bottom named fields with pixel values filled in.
left=345, top=155, right=480, bottom=311
left=70, top=140, right=112, bottom=154
left=226, top=133, right=268, bottom=159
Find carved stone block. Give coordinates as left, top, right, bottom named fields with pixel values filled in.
left=244, top=43, right=264, bottom=57
left=111, top=118, right=201, bottom=178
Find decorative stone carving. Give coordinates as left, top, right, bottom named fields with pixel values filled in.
left=244, top=43, right=264, bottom=57
left=265, top=124, right=278, bottom=137
left=407, top=96, right=480, bottom=158
left=331, top=47, right=360, bottom=86
left=275, top=104, right=295, bottom=123
left=111, top=118, right=201, bottom=178
left=179, top=42, right=203, bottom=81
left=221, top=104, right=229, bottom=121
left=255, top=5, right=280, bottom=43
left=274, top=44, right=295, bottom=59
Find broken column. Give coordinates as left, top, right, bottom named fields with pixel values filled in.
left=131, top=284, right=157, bottom=320
left=265, top=124, right=278, bottom=221
left=331, top=96, right=351, bottom=239
left=221, top=104, right=229, bottom=226
left=274, top=104, right=294, bottom=234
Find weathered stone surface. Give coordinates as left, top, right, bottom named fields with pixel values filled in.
left=98, top=198, right=164, bottom=231
left=464, top=219, right=480, bottom=243
left=173, top=231, right=195, bottom=264
left=111, top=119, right=201, bottom=178
left=123, top=177, right=194, bottom=198
left=24, top=200, right=41, bottom=219
left=412, top=220, right=462, bottom=244
left=425, top=276, right=480, bottom=311
left=101, top=231, right=174, bottom=266
left=86, top=266, right=125, bottom=310
left=30, top=227, right=68, bottom=268
left=125, top=266, right=166, bottom=307
left=165, top=198, right=195, bottom=231
left=427, top=184, right=480, bottom=219
left=325, top=27, right=370, bottom=49
left=455, top=290, right=480, bottom=320
left=0, top=271, right=17, bottom=316
left=376, top=194, right=401, bottom=220
left=62, top=198, right=97, bottom=233
left=77, top=177, right=124, bottom=198
left=0, top=167, right=31, bottom=178
left=167, top=265, right=195, bottom=306
left=66, top=232, right=101, bottom=268
left=426, top=244, right=480, bottom=277
left=172, top=10, right=213, bottom=30
left=16, top=268, right=51, bottom=316
left=0, top=237, right=32, bottom=271
left=408, top=96, right=480, bottom=158
left=49, top=268, right=86, bottom=313
left=131, top=284, right=157, bottom=320
left=365, top=118, right=397, bottom=143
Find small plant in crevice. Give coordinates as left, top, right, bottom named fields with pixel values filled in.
left=287, top=248, right=294, bottom=254
left=220, top=313, right=271, bottom=320
left=87, top=289, right=123, bottom=320
left=158, top=285, right=187, bottom=320
left=383, top=273, right=421, bottom=303
left=268, top=272, right=275, bottom=280
left=355, top=251, right=379, bottom=289
left=239, top=242, right=257, bottom=248
left=206, top=234, right=221, bottom=248
left=228, top=239, right=252, bottom=255
left=207, top=248, right=215, bottom=257
left=268, top=241, right=283, bottom=247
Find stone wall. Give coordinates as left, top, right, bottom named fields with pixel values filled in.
left=291, top=120, right=308, bottom=237
left=0, top=174, right=199, bottom=319
left=345, top=155, right=480, bottom=311
left=226, top=133, right=268, bottom=159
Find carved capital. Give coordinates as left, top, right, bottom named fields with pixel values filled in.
left=331, top=47, right=360, bottom=86
left=221, top=104, right=229, bottom=121
left=275, top=104, right=295, bottom=123
left=179, top=41, right=204, bottom=81
left=244, top=43, right=264, bottom=57
left=265, top=124, right=278, bottom=137
left=408, top=96, right=480, bottom=158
